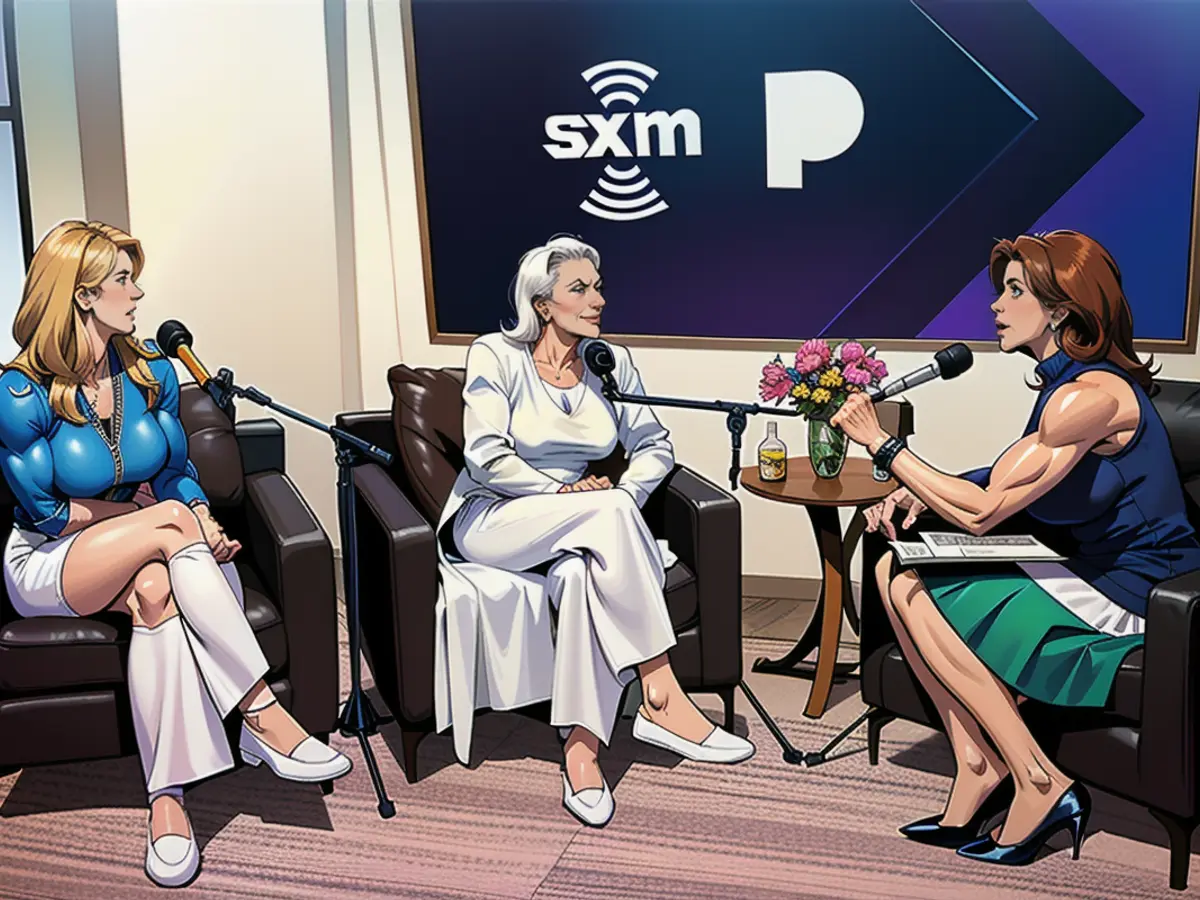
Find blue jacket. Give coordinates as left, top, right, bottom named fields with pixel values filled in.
left=0, top=339, right=208, bottom=536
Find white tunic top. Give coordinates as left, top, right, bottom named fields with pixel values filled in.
left=433, top=332, right=677, bottom=763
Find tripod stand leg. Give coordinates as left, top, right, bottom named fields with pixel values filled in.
left=802, top=707, right=875, bottom=768
left=356, top=730, right=396, bottom=819
left=738, top=680, right=804, bottom=765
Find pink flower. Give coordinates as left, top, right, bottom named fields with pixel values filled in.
left=759, top=359, right=791, bottom=402
left=861, top=356, right=888, bottom=380
left=838, top=341, right=866, bottom=364
left=794, top=339, right=831, bottom=375
left=842, top=361, right=873, bottom=385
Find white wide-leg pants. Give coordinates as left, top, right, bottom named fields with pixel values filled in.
left=127, top=543, right=270, bottom=797
left=452, top=487, right=677, bottom=745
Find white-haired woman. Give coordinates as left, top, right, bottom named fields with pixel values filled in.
left=433, top=235, right=753, bottom=827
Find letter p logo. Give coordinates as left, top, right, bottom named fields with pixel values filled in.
left=764, top=71, right=864, bottom=189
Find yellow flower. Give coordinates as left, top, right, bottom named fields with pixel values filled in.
left=819, top=369, right=844, bottom=388
left=791, top=383, right=810, bottom=399
left=810, top=387, right=832, bottom=405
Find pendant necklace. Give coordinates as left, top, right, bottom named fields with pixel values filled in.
left=537, top=355, right=569, bottom=381
left=83, top=355, right=125, bottom=485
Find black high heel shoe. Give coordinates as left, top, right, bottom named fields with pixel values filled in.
left=899, top=775, right=1016, bottom=848
left=955, top=782, right=1091, bottom=866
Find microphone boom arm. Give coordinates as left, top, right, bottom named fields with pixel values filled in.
left=598, top=380, right=802, bottom=490
left=217, top=374, right=392, bottom=464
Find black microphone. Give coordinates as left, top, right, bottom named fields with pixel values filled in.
left=155, top=319, right=244, bottom=422
left=582, top=339, right=618, bottom=395
left=156, top=320, right=216, bottom=388
left=866, top=342, right=973, bottom=402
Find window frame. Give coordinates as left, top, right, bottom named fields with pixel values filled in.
left=0, top=0, right=34, bottom=266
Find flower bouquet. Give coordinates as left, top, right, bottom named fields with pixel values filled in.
left=758, top=339, right=889, bottom=479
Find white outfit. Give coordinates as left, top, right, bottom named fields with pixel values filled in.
left=4, top=527, right=83, bottom=617
left=543, top=381, right=587, bottom=414
left=434, top=332, right=680, bottom=765
left=1015, top=561, right=1145, bottom=637
left=4, top=531, right=270, bottom=797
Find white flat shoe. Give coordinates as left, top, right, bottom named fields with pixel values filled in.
left=144, top=823, right=200, bottom=888
left=632, top=711, right=755, bottom=763
left=239, top=724, right=353, bottom=783
left=561, top=771, right=614, bottom=828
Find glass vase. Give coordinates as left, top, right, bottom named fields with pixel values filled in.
left=807, top=416, right=848, bottom=479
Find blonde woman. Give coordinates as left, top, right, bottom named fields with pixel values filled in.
left=0, top=221, right=351, bottom=887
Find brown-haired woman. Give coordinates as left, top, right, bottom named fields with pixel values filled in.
left=0, top=221, right=352, bottom=887
left=830, top=229, right=1200, bottom=866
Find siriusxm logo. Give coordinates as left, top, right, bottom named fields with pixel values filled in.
left=542, top=60, right=701, bottom=222
left=542, top=62, right=865, bottom=220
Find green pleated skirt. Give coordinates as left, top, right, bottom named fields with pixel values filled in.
left=919, top=564, right=1144, bottom=708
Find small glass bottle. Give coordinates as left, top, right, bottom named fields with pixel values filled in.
left=758, top=421, right=787, bottom=482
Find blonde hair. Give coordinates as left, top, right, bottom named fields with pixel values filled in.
left=5, top=220, right=162, bottom=424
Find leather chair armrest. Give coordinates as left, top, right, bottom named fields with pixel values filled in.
left=242, top=470, right=339, bottom=736
left=646, top=465, right=742, bottom=685
left=235, top=418, right=285, bottom=476
left=352, top=463, right=438, bottom=725
left=1139, top=569, right=1200, bottom=814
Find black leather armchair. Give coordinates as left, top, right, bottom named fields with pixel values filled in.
left=859, top=377, right=1200, bottom=891
left=335, top=362, right=745, bottom=783
left=0, top=385, right=340, bottom=785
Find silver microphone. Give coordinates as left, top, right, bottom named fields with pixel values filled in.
left=866, top=343, right=973, bottom=402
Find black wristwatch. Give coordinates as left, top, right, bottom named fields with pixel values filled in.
left=871, top=436, right=908, bottom=474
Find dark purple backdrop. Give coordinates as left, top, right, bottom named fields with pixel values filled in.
left=409, top=0, right=1199, bottom=342
left=921, top=0, right=1200, bottom=341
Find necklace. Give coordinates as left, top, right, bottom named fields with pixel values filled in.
left=534, top=352, right=576, bottom=382
left=82, top=357, right=124, bottom=486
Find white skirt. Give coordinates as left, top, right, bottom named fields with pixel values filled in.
left=1016, top=561, right=1145, bottom=637
left=4, top=527, right=82, bottom=618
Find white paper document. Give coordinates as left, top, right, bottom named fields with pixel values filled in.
left=889, top=531, right=1065, bottom=565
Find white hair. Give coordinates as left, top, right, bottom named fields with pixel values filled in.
left=501, top=234, right=601, bottom=343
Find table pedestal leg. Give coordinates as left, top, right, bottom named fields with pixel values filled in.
left=802, top=506, right=850, bottom=718
left=751, top=507, right=867, bottom=690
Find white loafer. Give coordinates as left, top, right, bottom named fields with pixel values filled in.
left=144, top=825, right=200, bottom=888
left=561, top=772, right=614, bottom=828
left=632, top=711, right=756, bottom=763
left=239, top=724, right=353, bottom=783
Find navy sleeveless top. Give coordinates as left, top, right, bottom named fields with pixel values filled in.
left=964, top=351, right=1200, bottom=618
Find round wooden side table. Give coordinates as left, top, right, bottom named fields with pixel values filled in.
left=740, top=457, right=896, bottom=718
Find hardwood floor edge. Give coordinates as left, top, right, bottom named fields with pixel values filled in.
left=743, top=574, right=845, bottom=602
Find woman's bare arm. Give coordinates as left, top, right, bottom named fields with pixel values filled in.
left=886, top=381, right=1122, bottom=535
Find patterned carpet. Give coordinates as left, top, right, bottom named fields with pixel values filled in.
left=0, top=633, right=1190, bottom=899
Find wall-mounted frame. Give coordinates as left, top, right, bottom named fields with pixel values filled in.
left=402, top=0, right=1200, bottom=354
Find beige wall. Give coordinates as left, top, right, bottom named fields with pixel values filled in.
left=113, top=0, right=347, bottom=536
left=15, top=1, right=1200, bottom=582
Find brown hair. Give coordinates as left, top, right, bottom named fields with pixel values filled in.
left=5, top=220, right=162, bottom=424
left=989, top=229, right=1156, bottom=390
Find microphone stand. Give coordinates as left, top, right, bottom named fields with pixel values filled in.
left=213, top=371, right=398, bottom=817
left=597, top=377, right=868, bottom=768
left=595, top=378, right=803, bottom=491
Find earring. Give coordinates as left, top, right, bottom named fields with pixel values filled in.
left=1050, top=318, right=1061, bottom=332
